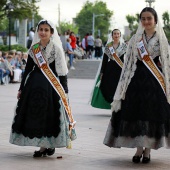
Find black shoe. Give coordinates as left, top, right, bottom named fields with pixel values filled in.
left=1, top=81, right=4, bottom=85
left=33, top=149, right=48, bottom=157
left=47, top=148, right=55, bottom=156
left=142, top=154, right=150, bottom=163
left=132, top=155, right=142, bottom=163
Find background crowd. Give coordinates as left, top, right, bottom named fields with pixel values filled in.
left=0, top=50, right=28, bottom=85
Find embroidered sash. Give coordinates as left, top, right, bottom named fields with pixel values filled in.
left=32, top=43, right=76, bottom=128
left=137, top=38, right=166, bottom=94
left=108, top=45, right=123, bottom=68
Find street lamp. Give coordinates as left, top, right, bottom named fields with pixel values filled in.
left=5, top=2, right=15, bottom=51
left=145, top=0, right=155, bottom=7
left=92, top=13, right=104, bottom=37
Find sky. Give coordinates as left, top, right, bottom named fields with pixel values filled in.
left=36, top=0, right=170, bottom=34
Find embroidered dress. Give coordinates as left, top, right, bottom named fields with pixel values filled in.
left=90, top=41, right=127, bottom=109
left=104, top=33, right=170, bottom=149
left=10, top=41, right=76, bottom=148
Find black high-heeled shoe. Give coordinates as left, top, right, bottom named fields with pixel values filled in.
left=132, top=155, right=142, bottom=163
left=142, top=154, right=150, bottom=163
left=33, top=149, right=48, bottom=157
left=47, top=148, right=55, bottom=156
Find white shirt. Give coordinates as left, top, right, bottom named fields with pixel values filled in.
left=87, top=35, right=94, bottom=46
left=28, top=31, right=34, bottom=40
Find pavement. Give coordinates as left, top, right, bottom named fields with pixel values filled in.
left=1, top=60, right=170, bottom=170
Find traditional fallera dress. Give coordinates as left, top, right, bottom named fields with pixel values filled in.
left=104, top=31, right=170, bottom=149
left=10, top=40, right=76, bottom=148
left=90, top=41, right=127, bottom=109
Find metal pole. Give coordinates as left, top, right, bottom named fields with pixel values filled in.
left=8, top=16, right=11, bottom=51
left=92, top=13, right=95, bottom=37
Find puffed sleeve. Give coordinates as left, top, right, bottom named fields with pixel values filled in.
left=19, top=55, right=35, bottom=91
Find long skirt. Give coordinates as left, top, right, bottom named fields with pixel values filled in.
left=104, top=60, right=170, bottom=149
left=10, top=68, right=76, bottom=148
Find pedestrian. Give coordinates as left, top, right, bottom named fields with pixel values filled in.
left=94, top=35, right=103, bottom=59
left=87, top=33, right=94, bottom=58
left=90, top=29, right=127, bottom=109
left=104, top=7, right=170, bottom=164
left=69, top=32, right=76, bottom=50
left=9, top=20, right=76, bottom=157
left=66, top=38, right=75, bottom=70
left=27, top=27, right=35, bottom=49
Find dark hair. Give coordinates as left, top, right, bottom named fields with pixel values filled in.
left=139, top=7, right=158, bottom=24
left=30, top=27, right=35, bottom=32
left=70, top=32, right=74, bottom=36
left=111, top=29, right=121, bottom=36
left=37, top=20, right=54, bottom=34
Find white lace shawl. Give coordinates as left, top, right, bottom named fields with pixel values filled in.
left=112, top=21, right=170, bottom=112
left=104, top=41, right=127, bottom=60
left=28, top=20, right=68, bottom=76
left=28, top=40, right=68, bottom=76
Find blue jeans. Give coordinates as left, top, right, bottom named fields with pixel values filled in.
left=0, top=69, right=10, bottom=82
left=68, top=54, right=74, bottom=67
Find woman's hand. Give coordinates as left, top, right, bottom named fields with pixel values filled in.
left=17, top=90, right=22, bottom=99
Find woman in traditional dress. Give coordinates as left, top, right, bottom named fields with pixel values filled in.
left=90, top=29, right=127, bottom=109
left=9, top=20, right=76, bottom=157
left=104, top=7, right=170, bottom=164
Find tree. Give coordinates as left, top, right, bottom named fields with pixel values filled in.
left=162, top=11, right=170, bottom=42
left=126, top=13, right=139, bottom=36
left=0, top=0, right=41, bottom=33
left=74, top=0, right=113, bottom=40
left=0, top=0, right=40, bottom=20
left=58, top=20, right=79, bottom=35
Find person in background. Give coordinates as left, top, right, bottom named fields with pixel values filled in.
left=66, top=38, right=75, bottom=70
left=20, top=52, right=28, bottom=77
left=0, top=56, right=13, bottom=85
left=87, top=33, right=94, bottom=58
left=69, top=32, right=76, bottom=50
left=2, top=51, right=8, bottom=59
left=90, top=29, right=127, bottom=109
left=27, top=27, right=35, bottom=49
left=94, top=35, right=103, bottom=59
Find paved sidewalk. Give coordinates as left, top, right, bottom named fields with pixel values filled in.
left=0, top=79, right=170, bottom=170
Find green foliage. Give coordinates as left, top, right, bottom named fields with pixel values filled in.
left=0, top=44, right=27, bottom=52
left=58, top=21, right=79, bottom=35
left=0, top=0, right=40, bottom=20
left=126, top=14, right=139, bottom=36
left=0, top=16, right=8, bottom=31
left=74, top=0, right=113, bottom=39
left=162, top=11, right=170, bottom=42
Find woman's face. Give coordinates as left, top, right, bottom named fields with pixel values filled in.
left=38, top=24, right=52, bottom=41
left=141, top=11, right=156, bottom=31
left=112, top=30, right=121, bottom=41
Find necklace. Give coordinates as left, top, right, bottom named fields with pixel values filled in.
left=144, top=31, right=156, bottom=43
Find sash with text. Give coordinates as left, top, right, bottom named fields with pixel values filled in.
left=137, top=38, right=166, bottom=94
left=32, top=43, right=76, bottom=128
left=108, top=46, right=123, bottom=68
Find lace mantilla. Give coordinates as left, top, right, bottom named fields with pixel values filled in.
left=28, top=40, right=68, bottom=76
left=112, top=28, right=170, bottom=112
left=104, top=42, right=127, bottom=60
